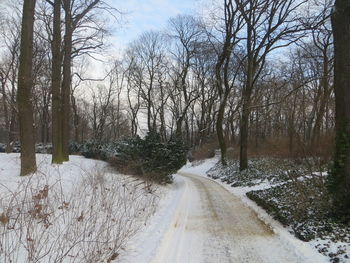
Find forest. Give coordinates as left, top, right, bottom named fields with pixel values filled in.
left=0, top=0, right=350, bottom=261
left=0, top=0, right=336, bottom=165
left=1, top=0, right=349, bottom=211
left=1, top=0, right=350, bottom=207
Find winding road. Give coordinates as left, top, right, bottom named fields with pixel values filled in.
left=151, top=172, right=323, bottom=263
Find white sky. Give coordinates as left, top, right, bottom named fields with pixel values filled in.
left=107, top=0, right=200, bottom=48
left=84, top=0, right=206, bottom=80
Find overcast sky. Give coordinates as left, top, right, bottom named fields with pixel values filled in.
left=108, top=0, right=200, bottom=48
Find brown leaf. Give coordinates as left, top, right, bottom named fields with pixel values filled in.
left=0, top=213, right=9, bottom=225
left=107, top=252, right=119, bottom=262
left=77, top=211, right=84, bottom=222
left=33, top=185, right=49, bottom=201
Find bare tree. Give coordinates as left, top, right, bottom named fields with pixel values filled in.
left=211, top=0, right=243, bottom=165
left=61, top=0, right=110, bottom=160
left=192, top=42, right=218, bottom=147
left=167, top=15, right=202, bottom=141
left=309, top=6, right=334, bottom=150
left=128, top=31, right=166, bottom=133
left=124, top=54, right=141, bottom=136
left=0, top=14, right=21, bottom=145
left=17, top=0, right=37, bottom=175
left=235, top=0, right=307, bottom=170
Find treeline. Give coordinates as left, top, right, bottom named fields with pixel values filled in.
left=0, top=0, right=335, bottom=171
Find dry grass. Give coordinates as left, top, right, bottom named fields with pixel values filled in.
left=191, top=132, right=334, bottom=162
left=192, top=141, right=218, bottom=161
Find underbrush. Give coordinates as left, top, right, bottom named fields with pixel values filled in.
left=191, top=140, right=218, bottom=161
left=247, top=179, right=350, bottom=262
left=246, top=177, right=333, bottom=240
left=207, top=157, right=327, bottom=187
left=0, top=167, right=158, bottom=262
left=81, top=132, right=188, bottom=185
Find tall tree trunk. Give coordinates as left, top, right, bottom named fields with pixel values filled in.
left=1, top=81, right=10, bottom=143
left=239, top=102, right=249, bottom=170
left=51, top=0, right=64, bottom=164
left=288, top=94, right=297, bottom=154
left=330, top=0, right=350, bottom=216
left=214, top=0, right=237, bottom=166
left=239, top=58, right=254, bottom=171
left=216, top=98, right=228, bottom=165
left=71, top=94, right=80, bottom=142
left=62, top=0, right=73, bottom=161
left=311, top=89, right=332, bottom=149
left=10, top=72, right=17, bottom=142
left=175, top=115, right=184, bottom=138
left=17, top=0, right=37, bottom=176
left=311, top=55, right=332, bottom=149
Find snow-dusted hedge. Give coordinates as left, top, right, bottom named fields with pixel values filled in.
left=108, top=132, right=188, bottom=184
left=0, top=143, right=52, bottom=154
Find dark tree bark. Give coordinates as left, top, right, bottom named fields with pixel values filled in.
left=51, top=0, right=64, bottom=164
left=17, top=0, right=37, bottom=176
left=61, top=0, right=73, bottom=161
left=215, top=1, right=232, bottom=166
left=0, top=71, right=10, bottom=143
left=71, top=93, right=80, bottom=142
left=330, top=0, right=350, bottom=217
left=239, top=51, right=256, bottom=170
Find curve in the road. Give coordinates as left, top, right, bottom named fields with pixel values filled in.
left=151, top=172, right=322, bottom=263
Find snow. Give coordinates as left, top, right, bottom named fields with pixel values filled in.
left=217, top=180, right=328, bottom=263
left=118, top=157, right=328, bottom=262
left=0, top=154, right=342, bottom=262
left=119, top=176, right=186, bottom=263
left=179, top=158, right=329, bottom=263
left=151, top=170, right=328, bottom=262
left=0, top=153, right=159, bottom=263
left=151, top=174, right=204, bottom=263
left=0, top=153, right=107, bottom=192
left=179, top=157, right=218, bottom=176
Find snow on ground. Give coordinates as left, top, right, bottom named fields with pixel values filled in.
left=0, top=153, right=107, bottom=192
left=179, top=157, right=218, bottom=176
left=147, top=170, right=327, bottom=262
left=119, top=175, right=186, bottom=263
left=117, top=157, right=329, bottom=263
left=211, top=175, right=329, bottom=263
left=0, top=153, right=160, bottom=263
left=180, top=157, right=329, bottom=263
left=199, top=158, right=350, bottom=263
left=0, top=154, right=343, bottom=262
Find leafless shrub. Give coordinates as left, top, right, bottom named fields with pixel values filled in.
left=0, top=166, right=158, bottom=262
left=192, top=140, right=218, bottom=161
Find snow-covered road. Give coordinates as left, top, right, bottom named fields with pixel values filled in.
left=151, top=172, right=325, bottom=263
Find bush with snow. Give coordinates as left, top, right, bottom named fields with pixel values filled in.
left=109, top=132, right=188, bottom=184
